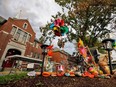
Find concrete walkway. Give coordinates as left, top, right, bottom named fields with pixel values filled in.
left=0, top=70, right=26, bottom=76
left=0, top=71, right=10, bottom=76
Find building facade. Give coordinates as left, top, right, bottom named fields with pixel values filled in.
left=52, top=50, right=70, bottom=69
left=0, top=17, right=42, bottom=68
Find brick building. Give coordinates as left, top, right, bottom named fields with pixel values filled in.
left=0, top=16, right=42, bottom=68
left=51, top=49, right=70, bottom=69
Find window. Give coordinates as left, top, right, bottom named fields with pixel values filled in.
left=13, top=28, right=28, bottom=44
left=14, top=29, right=21, bottom=41
left=13, top=28, right=29, bottom=44
left=10, top=26, right=17, bottom=35
left=23, top=23, right=28, bottom=29
left=22, top=32, right=27, bottom=43
left=37, top=54, right=40, bottom=59
left=36, top=43, right=38, bottom=48
left=33, top=53, right=36, bottom=58
left=27, top=34, right=31, bottom=42
left=33, top=41, right=39, bottom=48
left=36, top=53, right=39, bottom=58
left=30, top=52, right=33, bottom=57
left=18, top=30, right=24, bottom=42
left=33, top=41, right=36, bottom=47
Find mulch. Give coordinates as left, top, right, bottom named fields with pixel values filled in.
left=0, top=76, right=116, bottom=87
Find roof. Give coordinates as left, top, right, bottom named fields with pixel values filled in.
left=34, top=38, right=40, bottom=43
left=112, top=60, right=116, bottom=64
left=8, top=17, right=35, bottom=35
left=102, top=39, right=115, bottom=43
left=0, top=16, right=7, bottom=25
left=5, top=55, right=42, bottom=63
left=11, top=17, right=28, bottom=21
left=53, top=50, right=71, bottom=56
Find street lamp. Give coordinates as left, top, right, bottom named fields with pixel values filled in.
left=102, top=39, right=115, bottom=74
left=41, top=44, right=49, bottom=75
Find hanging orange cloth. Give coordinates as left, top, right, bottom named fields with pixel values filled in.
left=47, top=45, right=53, bottom=49
left=46, top=45, right=53, bottom=56
left=47, top=50, right=53, bottom=56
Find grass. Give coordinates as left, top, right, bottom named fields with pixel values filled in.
left=0, top=72, right=28, bottom=84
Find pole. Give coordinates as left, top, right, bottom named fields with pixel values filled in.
left=40, top=44, right=49, bottom=76
left=41, top=48, right=46, bottom=76
left=108, top=50, right=113, bottom=74
left=86, top=46, right=96, bottom=66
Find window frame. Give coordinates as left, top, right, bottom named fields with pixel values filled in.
left=10, top=26, right=17, bottom=36
left=23, top=22, right=28, bottom=29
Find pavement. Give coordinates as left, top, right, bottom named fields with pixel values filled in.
left=0, top=69, right=26, bottom=76
left=0, top=71, right=10, bottom=76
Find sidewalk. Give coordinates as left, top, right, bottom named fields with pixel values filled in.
left=0, top=71, right=10, bottom=76
left=0, top=70, right=26, bottom=76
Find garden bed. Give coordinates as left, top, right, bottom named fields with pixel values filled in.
left=0, top=76, right=116, bottom=87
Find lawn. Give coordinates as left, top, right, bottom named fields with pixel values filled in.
left=0, top=72, right=28, bottom=85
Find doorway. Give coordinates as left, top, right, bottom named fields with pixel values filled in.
left=3, top=49, right=21, bottom=67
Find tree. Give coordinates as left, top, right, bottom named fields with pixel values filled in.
left=39, top=0, right=116, bottom=48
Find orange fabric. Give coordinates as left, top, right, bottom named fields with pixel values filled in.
left=42, top=72, right=51, bottom=77
left=47, top=45, right=53, bottom=49
left=47, top=50, right=53, bottom=56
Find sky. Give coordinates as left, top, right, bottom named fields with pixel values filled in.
left=0, top=0, right=76, bottom=55
left=0, top=0, right=62, bottom=37
left=0, top=0, right=116, bottom=59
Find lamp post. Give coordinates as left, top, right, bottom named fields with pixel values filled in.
left=102, top=39, right=115, bottom=74
left=41, top=44, right=49, bottom=75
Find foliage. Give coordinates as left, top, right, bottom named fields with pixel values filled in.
left=0, top=72, right=27, bottom=84
left=39, top=0, right=116, bottom=49
left=55, top=0, right=116, bottom=47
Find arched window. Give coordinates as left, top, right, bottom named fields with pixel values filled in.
left=23, top=23, right=28, bottom=29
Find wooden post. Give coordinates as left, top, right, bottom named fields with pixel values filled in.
left=86, top=46, right=97, bottom=67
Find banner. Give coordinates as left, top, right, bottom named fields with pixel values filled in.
left=78, top=38, right=87, bottom=58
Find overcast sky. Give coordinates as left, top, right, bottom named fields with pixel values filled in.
left=1, top=0, right=115, bottom=59
left=0, top=0, right=62, bottom=37
left=0, top=0, right=76, bottom=55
